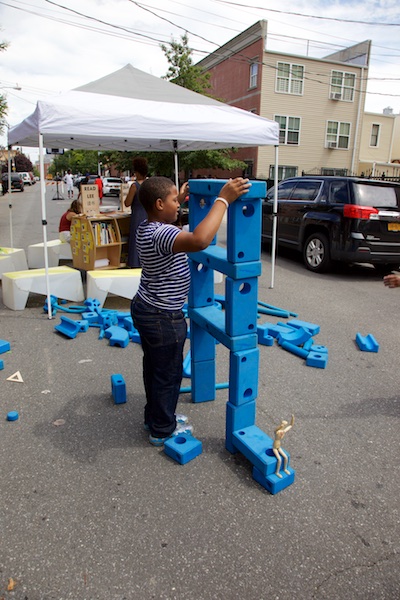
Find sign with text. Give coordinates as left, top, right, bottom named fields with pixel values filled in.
left=81, top=184, right=99, bottom=216
left=121, top=183, right=131, bottom=212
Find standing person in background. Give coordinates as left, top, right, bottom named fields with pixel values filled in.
left=59, top=199, right=82, bottom=243
left=95, top=174, right=103, bottom=205
left=64, top=169, right=74, bottom=199
left=125, top=157, right=149, bottom=268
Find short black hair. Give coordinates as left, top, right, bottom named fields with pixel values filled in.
left=138, top=177, right=175, bottom=212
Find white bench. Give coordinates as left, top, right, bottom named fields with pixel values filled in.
left=0, top=247, right=28, bottom=280
left=27, top=239, right=73, bottom=268
left=2, top=265, right=84, bottom=310
left=87, top=269, right=141, bottom=308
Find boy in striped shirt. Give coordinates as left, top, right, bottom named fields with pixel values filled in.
left=131, top=176, right=250, bottom=446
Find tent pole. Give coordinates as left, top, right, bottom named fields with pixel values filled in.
left=39, top=134, right=53, bottom=319
left=270, top=145, right=279, bottom=289
left=7, top=145, right=13, bottom=248
left=173, top=140, right=179, bottom=189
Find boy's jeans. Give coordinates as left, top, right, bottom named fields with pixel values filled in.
left=131, top=295, right=187, bottom=438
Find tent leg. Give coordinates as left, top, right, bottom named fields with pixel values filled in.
left=270, top=145, right=279, bottom=289
left=7, top=146, right=13, bottom=248
left=39, top=134, right=53, bottom=319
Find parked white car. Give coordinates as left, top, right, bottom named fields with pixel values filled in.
left=18, top=171, right=34, bottom=185
left=102, top=177, right=123, bottom=196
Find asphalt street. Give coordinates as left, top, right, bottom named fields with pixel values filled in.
left=0, top=181, right=399, bottom=600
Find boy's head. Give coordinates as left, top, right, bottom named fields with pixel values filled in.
left=138, top=177, right=175, bottom=213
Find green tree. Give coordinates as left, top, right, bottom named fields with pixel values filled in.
left=159, top=33, right=246, bottom=179
left=50, top=149, right=101, bottom=176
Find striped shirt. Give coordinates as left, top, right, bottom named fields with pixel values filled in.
left=136, top=220, right=190, bottom=311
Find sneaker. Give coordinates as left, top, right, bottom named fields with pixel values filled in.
left=144, top=413, right=188, bottom=431
left=149, top=424, right=193, bottom=447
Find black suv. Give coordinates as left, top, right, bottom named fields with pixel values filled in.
left=1, top=173, right=24, bottom=193
left=262, top=176, right=400, bottom=273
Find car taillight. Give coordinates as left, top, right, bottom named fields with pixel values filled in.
left=343, top=205, right=379, bottom=220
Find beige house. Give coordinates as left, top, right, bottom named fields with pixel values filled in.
left=197, top=21, right=371, bottom=180
left=358, top=109, right=400, bottom=178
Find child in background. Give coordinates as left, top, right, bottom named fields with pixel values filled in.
left=131, top=176, right=250, bottom=446
left=59, top=199, right=82, bottom=243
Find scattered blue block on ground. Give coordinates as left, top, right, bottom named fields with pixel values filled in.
left=280, top=340, right=309, bottom=359
left=111, top=373, right=126, bottom=404
left=287, top=319, right=320, bottom=336
left=84, top=298, right=102, bottom=312
left=277, top=326, right=312, bottom=346
left=310, top=344, right=328, bottom=354
left=0, top=359, right=4, bottom=370
left=129, top=330, right=141, bottom=344
left=104, top=326, right=130, bottom=348
left=257, top=325, right=274, bottom=346
left=164, top=433, right=202, bottom=464
left=252, top=465, right=295, bottom=495
left=355, top=333, right=379, bottom=353
left=7, top=410, right=19, bottom=421
left=54, top=316, right=83, bottom=339
left=82, top=311, right=100, bottom=324
left=306, top=351, right=328, bottom=368
left=257, top=322, right=294, bottom=340
left=0, top=339, right=11, bottom=354
left=302, top=338, right=314, bottom=351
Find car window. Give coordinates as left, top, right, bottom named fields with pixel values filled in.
left=353, top=182, right=399, bottom=208
left=266, top=181, right=298, bottom=201
left=290, top=181, right=321, bottom=201
left=329, top=182, right=348, bottom=204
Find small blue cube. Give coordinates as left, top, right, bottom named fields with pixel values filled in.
left=164, top=433, right=202, bottom=464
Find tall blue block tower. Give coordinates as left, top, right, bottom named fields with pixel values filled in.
left=187, top=179, right=295, bottom=494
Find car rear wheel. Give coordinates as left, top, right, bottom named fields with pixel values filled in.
left=303, top=232, right=331, bottom=273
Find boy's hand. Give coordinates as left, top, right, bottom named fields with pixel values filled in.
left=218, top=177, right=251, bottom=204
left=178, top=181, right=189, bottom=202
left=383, top=274, right=400, bottom=288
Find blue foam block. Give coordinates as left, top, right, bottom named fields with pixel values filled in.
left=229, top=348, right=259, bottom=405
left=191, top=359, right=216, bottom=403
left=306, top=351, right=328, bottom=368
left=0, top=359, right=4, bottom=370
left=164, top=434, right=202, bottom=464
left=231, top=426, right=280, bottom=477
left=111, top=374, right=126, bottom=404
left=310, top=344, right=328, bottom=354
left=104, top=326, right=130, bottom=348
left=54, top=316, right=82, bottom=339
left=355, top=333, right=379, bottom=353
left=225, top=276, right=258, bottom=337
left=277, top=327, right=312, bottom=346
left=182, top=349, right=191, bottom=378
left=252, top=466, right=295, bottom=495
left=0, top=339, right=11, bottom=354
left=287, top=319, right=320, bottom=335
left=280, top=340, right=309, bottom=359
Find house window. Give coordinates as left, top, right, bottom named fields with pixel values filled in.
left=330, top=70, right=355, bottom=101
left=249, top=62, right=258, bottom=89
left=370, top=123, right=380, bottom=147
left=275, top=115, right=300, bottom=145
left=276, top=62, right=304, bottom=95
left=269, top=165, right=298, bottom=180
left=326, top=121, right=351, bottom=149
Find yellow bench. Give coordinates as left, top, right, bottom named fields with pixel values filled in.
left=0, top=247, right=28, bottom=279
left=27, top=239, right=72, bottom=268
left=86, top=269, right=141, bottom=308
left=2, top=265, right=84, bottom=310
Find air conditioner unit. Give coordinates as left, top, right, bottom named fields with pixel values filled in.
left=330, top=92, right=342, bottom=100
left=327, top=141, right=337, bottom=149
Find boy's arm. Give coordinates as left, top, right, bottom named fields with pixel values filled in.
left=173, top=178, right=250, bottom=253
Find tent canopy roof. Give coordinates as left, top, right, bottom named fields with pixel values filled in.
left=8, top=64, right=279, bottom=151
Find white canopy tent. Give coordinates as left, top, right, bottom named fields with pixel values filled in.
left=7, top=65, right=280, bottom=316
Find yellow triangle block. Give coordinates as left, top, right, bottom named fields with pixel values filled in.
left=7, top=371, right=23, bottom=383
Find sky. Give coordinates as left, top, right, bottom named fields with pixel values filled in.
left=0, top=0, right=399, bottom=163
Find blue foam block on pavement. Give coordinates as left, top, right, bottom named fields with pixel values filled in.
left=355, top=333, right=379, bottom=352
left=0, top=339, right=11, bottom=354
left=252, top=465, right=295, bottom=495
left=164, top=434, right=202, bottom=464
left=306, top=351, right=328, bottom=368
left=111, top=373, right=126, bottom=404
left=104, top=326, right=130, bottom=348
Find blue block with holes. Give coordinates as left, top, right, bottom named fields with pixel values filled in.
left=164, top=433, right=203, bottom=464
left=183, top=349, right=191, bottom=378
left=111, top=373, right=126, bottom=404
left=229, top=348, right=259, bottom=405
left=225, top=276, right=258, bottom=337
left=277, top=326, right=312, bottom=347
left=231, top=425, right=286, bottom=477
left=306, top=350, right=328, bottom=368
left=188, top=259, right=215, bottom=308
left=104, top=326, right=130, bottom=348
left=226, top=401, right=256, bottom=453
left=252, top=465, right=295, bottom=495
left=54, top=316, right=87, bottom=339
left=310, top=344, right=328, bottom=354
left=286, top=319, right=320, bottom=336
